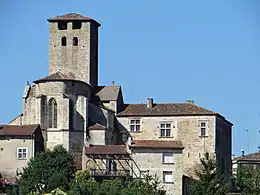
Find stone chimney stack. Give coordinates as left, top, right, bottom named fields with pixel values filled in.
left=147, top=98, right=154, bottom=108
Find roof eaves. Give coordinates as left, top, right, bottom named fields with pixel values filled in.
left=117, top=113, right=218, bottom=117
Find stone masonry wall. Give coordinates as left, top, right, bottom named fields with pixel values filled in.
left=131, top=148, right=183, bottom=195
left=49, top=21, right=98, bottom=87
left=117, top=115, right=216, bottom=178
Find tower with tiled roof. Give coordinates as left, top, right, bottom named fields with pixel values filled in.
left=47, top=13, right=100, bottom=87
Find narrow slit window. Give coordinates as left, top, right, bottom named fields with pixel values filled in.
left=69, top=99, right=74, bottom=130
left=73, top=37, right=78, bottom=46
left=61, top=37, right=67, bottom=46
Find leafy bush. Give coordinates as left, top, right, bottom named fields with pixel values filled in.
left=18, top=145, right=76, bottom=195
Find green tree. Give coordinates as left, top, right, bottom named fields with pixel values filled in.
left=68, top=170, right=99, bottom=195
left=68, top=170, right=165, bottom=195
left=189, top=153, right=228, bottom=195
left=234, top=164, right=260, bottom=194
left=18, top=145, right=76, bottom=195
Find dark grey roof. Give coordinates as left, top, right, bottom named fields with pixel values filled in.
left=95, top=86, right=121, bottom=101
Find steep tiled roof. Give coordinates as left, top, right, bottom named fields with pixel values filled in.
left=130, top=140, right=184, bottom=149
left=0, top=124, right=40, bottom=136
left=118, top=103, right=216, bottom=116
left=34, top=71, right=75, bottom=83
left=95, top=86, right=121, bottom=101
left=234, top=152, right=260, bottom=161
left=88, top=123, right=106, bottom=130
left=85, top=145, right=128, bottom=155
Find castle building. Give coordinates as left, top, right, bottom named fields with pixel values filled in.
left=0, top=13, right=233, bottom=195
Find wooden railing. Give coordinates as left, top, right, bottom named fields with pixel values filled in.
left=90, top=169, right=130, bottom=177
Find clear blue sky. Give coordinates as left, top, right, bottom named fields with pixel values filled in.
left=0, top=0, right=259, bottom=156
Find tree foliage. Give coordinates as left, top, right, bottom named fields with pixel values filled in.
left=18, top=145, right=76, bottom=194
left=234, top=164, right=260, bottom=194
left=189, top=153, right=228, bottom=195
left=68, top=170, right=165, bottom=195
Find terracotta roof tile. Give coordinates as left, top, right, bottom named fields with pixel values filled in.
left=47, top=13, right=100, bottom=26
left=117, top=103, right=216, bottom=116
left=0, top=124, right=40, bottom=136
left=48, top=13, right=92, bottom=21
left=85, top=145, right=128, bottom=155
left=130, top=140, right=184, bottom=149
left=88, top=123, right=106, bottom=130
left=234, top=152, right=260, bottom=161
left=95, top=86, right=121, bottom=101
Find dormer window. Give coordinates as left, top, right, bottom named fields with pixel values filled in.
left=58, top=22, right=67, bottom=30
left=72, top=21, right=82, bottom=29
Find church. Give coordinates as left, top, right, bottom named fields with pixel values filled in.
left=0, top=13, right=233, bottom=195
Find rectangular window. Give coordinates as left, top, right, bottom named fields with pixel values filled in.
left=163, top=153, right=173, bottom=164
left=58, top=22, right=67, bottom=30
left=163, top=171, right=173, bottom=183
left=199, top=121, right=207, bottom=137
left=160, top=123, right=171, bottom=137
left=72, top=21, right=82, bottom=29
left=129, top=119, right=141, bottom=132
left=17, top=148, right=28, bottom=160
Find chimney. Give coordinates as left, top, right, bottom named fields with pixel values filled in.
left=186, top=99, right=194, bottom=104
left=147, top=98, right=154, bottom=108
left=112, top=81, right=115, bottom=86
left=241, top=149, right=245, bottom=156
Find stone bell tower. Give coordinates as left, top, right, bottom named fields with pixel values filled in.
left=47, top=13, right=100, bottom=87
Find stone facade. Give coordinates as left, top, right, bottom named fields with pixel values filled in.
left=49, top=21, right=99, bottom=87
left=19, top=81, right=92, bottom=151
left=131, top=148, right=183, bottom=195
left=117, top=114, right=232, bottom=179
left=4, top=13, right=233, bottom=195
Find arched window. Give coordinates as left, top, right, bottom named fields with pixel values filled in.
left=61, top=37, right=67, bottom=46
left=72, top=37, right=78, bottom=46
left=48, top=98, right=57, bottom=128
left=69, top=99, right=74, bottom=130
